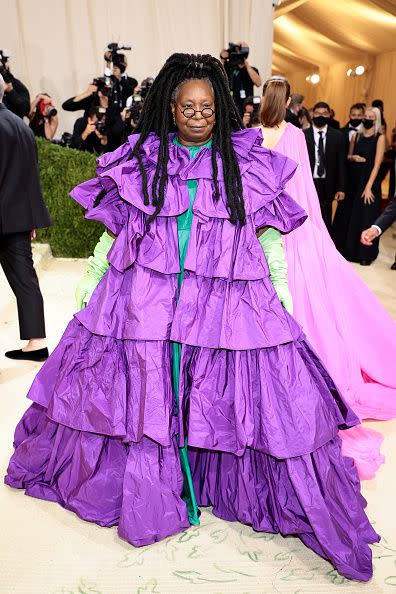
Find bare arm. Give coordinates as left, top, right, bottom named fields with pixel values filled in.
left=348, top=133, right=357, bottom=159
left=29, top=94, right=43, bottom=119
left=44, top=115, right=59, bottom=140
left=245, top=61, right=262, bottom=87
left=365, top=135, right=385, bottom=190
left=73, top=84, right=98, bottom=102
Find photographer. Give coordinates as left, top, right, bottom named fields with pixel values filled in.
left=0, top=50, right=30, bottom=118
left=242, top=95, right=261, bottom=128
left=62, top=80, right=110, bottom=115
left=71, top=106, right=112, bottom=154
left=28, top=93, right=58, bottom=140
left=121, top=97, right=142, bottom=141
left=220, top=41, right=261, bottom=115
left=120, top=77, right=153, bottom=142
left=105, top=49, right=137, bottom=111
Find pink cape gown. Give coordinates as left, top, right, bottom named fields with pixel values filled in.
left=266, top=123, right=396, bottom=479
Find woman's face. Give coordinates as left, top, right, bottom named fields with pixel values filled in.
left=171, top=79, right=215, bottom=146
left=365, top=109, right=376, bottom=122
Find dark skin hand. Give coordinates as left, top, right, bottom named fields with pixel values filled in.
left=171, top=79, right=216, bottom=146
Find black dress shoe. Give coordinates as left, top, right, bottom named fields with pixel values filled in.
left=360, top=260, right=372, bottom=266
left=5, top=347, right=49, bottom=362
left=391, top=261, right=396, bottom=270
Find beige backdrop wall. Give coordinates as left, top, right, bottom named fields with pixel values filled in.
left=286, top=50, right=396, bottom=134
left=1, top=0, right=275, bottom=136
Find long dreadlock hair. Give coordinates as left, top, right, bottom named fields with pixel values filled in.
left=131, top=53, right=246, bottom=225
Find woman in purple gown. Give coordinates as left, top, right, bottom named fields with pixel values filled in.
left=5, top=54, right=378, bottom=581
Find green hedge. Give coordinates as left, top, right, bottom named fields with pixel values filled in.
left=35, top=138, right=104, bottom=257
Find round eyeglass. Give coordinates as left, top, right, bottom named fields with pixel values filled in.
left=177, top=105, right=215, bottom=119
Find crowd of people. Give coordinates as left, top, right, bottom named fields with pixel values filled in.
left=243, top=93, right=396, bottom=268
left=3, top=41, right=394, bottom=269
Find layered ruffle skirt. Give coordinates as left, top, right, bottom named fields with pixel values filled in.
left=5, top=318, right=379, bottom=580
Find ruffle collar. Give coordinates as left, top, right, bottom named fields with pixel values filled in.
left=110, top=128, right=265, bottom=180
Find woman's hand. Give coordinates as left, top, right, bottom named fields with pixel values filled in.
left=361, top=186, right=375, bottom=204
left=352, top=155, right=366, bottom=163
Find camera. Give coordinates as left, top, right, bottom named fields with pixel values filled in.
left=105, top=42, right=131, bottom=67
left=95, top=120, right=106, bottom=132
left=51, top=132, right=73, bottom=148
left=125, top=94, right=144, bottom=126
left=92, top=76, right=113, bottom=97
left=0, top=49, right=12, bottom=83
left=38, top=99, right=57, bottom=118
left=140, top=77, right=154, bottom=99
left=226, top=43, right=249, bottom=67
left=94, top=107, right=107, bottom=132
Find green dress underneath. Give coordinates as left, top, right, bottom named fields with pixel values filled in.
left=172, top=136, right=212, bottom=525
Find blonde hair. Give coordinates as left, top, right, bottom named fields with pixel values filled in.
left=365, top=106, right=382, bottom=135
left=260, top=76, right=290, bottom=128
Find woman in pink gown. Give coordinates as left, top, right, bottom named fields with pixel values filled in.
left=259, top=77, right=396, bottom=479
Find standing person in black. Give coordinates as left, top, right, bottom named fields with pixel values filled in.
left=304, top=101, right=346, bottom=231
left=104, top=51, right=137, bottom=111
left=343, top=107, right=385, bottom=265
left=328, top=109, right=340, bottom=129
left=285, top=93, right=303, bottom=128
left=0, top=54, right=30, bottom=118
left=340, top=103, right=365, bottom=153
left=220, top=41, right=261, bottom=115
left=332, top=103, right=366, bottom=253
left=71, top=105, right=123, bottom=154
left=0, top=75, right=51, bottom=361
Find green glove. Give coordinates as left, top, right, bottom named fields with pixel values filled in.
left=75, top=231, right=115, bottom=310
left=258, top=227, right=293, bottom=314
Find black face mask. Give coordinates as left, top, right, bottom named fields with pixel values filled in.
left=362, top=119, right=375, bottom=130
left=349, top=118, right=363, bottom=128
left=312, top=115, right=329, bottom=128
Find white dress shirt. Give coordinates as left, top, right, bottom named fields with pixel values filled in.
left=313, top=125, right=328, bottom=179
left=348, top=126, right=360, bottom=141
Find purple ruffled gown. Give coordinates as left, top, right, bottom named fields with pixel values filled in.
left=5, top=128, right=378, bottom=580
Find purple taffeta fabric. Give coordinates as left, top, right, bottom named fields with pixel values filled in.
left=5, top=128, right=378, bottom=580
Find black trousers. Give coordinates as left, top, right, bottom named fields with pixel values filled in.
left=314, top=178, right=332, bottom=232
left=0, top=231, right=46, bottom=340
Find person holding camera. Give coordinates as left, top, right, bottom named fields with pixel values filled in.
left=28, top=93, right=59, bottom=140
left=242, top=95, right=261, bottom=128
left=71, top=106, right=111, bottom=153
left=120, top=78, right=154, bottom=142
left=62, top=82, right=110, bottom=115
left=0, top=51, right=30, bottom=118
left=220, top=41, right=261, bottom=115
left=104, top=50, right=137, bottom=111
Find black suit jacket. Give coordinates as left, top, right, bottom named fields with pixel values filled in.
left=0, top=103, right=51, bottom=234
left=304, top=126, right=346, bottom=200
left=340, top=124, right=352, bottom=155
left=375, top=198, right=396, bottom=233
